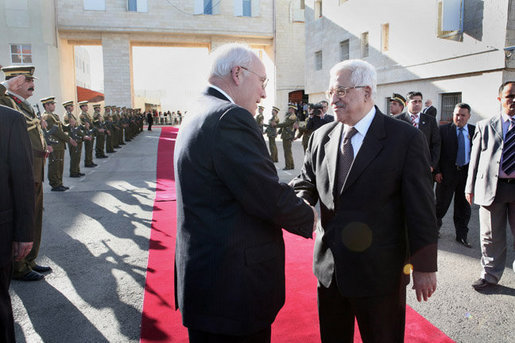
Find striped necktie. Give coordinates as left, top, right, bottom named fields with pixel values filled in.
left=411, top=114, right=418, bottom=127
left=501, top=118, right=515, bottom=174
left=336, top=127, right=358, bottom=194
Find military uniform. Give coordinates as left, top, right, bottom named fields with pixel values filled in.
left=256, top=105, right=265, bottom=133
left=0, top=65, right=50, bottom=280
left=79, top=101, right=97, bottom=167
left=92, top=104, right=108, bottom=158
left=63, top=101, right=85, bottom=177
left=277, top=106, right=298, bottom=170
left=41, top=97, right=72, bottom=191
left=264, top=107, right=280, bottom=162
left=104, top=106, right=116, bottom=153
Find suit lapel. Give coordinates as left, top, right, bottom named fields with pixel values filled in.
left=324, top=123, right=343, bottom=202
left=490, top=115, right=503, bottom=141
left=342, top=110, right=386, bottom=194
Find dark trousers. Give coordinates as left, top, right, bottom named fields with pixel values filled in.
left=435, top=167, right=470, bottom=239
left=188, top=327, right=271, bottom=343
left=318, top=277, right=406, bottom=343
left=0, top=262, right=15, bottom=343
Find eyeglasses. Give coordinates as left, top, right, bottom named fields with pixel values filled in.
left=240, top=66, right=269, bottom=89
left=326, top=86, right=366, bottom=99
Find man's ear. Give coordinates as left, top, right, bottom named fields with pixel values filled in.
left=231, top=66, right=242, bottom=86
left=364, top=86, right=372, bottom=101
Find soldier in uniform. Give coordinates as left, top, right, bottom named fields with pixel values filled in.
left=41, top=97, right=77, bottom=191
left=79, top=101, right=97, bottom=168
left=104, top=106, right=116, bottom=154
left=63, top=101, right=88, bottom=177
left=92, top=104, right=108, bottom=158
left=255, top=105, right=265, bottom=133
left=277, top=105, right=298, bottom=170
left=0, top=65, right=52, bottom=281
left=264, top=106, right=280, bottom=162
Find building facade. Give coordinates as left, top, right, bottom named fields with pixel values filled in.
left=304, top=0, right=515, bottom=123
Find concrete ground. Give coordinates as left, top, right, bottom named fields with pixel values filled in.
left=10, top=127, right=515, bottom=343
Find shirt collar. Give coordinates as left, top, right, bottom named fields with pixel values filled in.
left=344, top=106, right=376, bottom=136
left=501, top=111, right=514, bottom=124
left=209, top=84, right=235, bottom=104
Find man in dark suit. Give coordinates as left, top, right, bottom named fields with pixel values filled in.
left=423, top=99, right=437, bottom=118
left=174, top=43, right=316, bottom=343
left=466, top=81, right=515, bottom=291
left=434, top=103, right=475, bottom=247
left=395, top=92, right=441, bottom=172
left=0, top=66, right=52, bottom=281
left=290, top=60, right=438, bottom=342
left=319, top=100, right=335, bottom=123
left=0, top=102, right=35, bottom=342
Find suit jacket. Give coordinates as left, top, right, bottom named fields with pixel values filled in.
left=465, top=115, right=505, bottom=206
left=0, top=105, right=35, bottom=267
left=322, top=114, right=335, bottom=123
left=290, top=107, right=437, bottom=297
left=0, top=93, right=46, bottom=183
left=436, top=123, right=475, bottom=184
left=424, top=105, right=437, bottom=118
left=394, top=112, right=441, bottom=169
left=174, top=87, right=314, bottom=335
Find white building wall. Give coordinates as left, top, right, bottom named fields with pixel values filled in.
left=304, top=0, right=515, bottom=122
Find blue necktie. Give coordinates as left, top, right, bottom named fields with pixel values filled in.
left=456, top=127, right=466, bottom=167
left=501, top=119, right=515, bottom=174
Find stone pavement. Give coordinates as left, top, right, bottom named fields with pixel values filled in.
left=9, top=128, right=515, bottom=343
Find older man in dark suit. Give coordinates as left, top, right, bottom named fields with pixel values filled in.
left=395, top=92, right=441, bottom=172
left=174, top=43, right=316, bottom=343
left=291, top=60, right=438, bottom=342
left=434, top=103, right=475, bottom=247
left=0, top=102, right=35, bottom=343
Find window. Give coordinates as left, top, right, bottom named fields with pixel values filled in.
left=441, top=92, right=462, bottom=122
left=314, top=0, right=322, bottom=19
left=340, top=40, right=349, bottom=61
left=195, top=0, right=220, bottom=15
left=84, top=0, right=105, bottom=11
left=361, top=32, right=369, bottom=58
left=437, top=0, right=464, bottom=41
left=291, top=0, right=305, bottom=22
left=315, top=51, right=322, bottom=70
left=10, top=44, right=32, bottom=64
left=381, top=23, right=389, bottom=52
left=128, top=0, right=147, bottom=12
left=234, top=0, right=259, bottom=17
left=385, top=97, right=392, bottom=116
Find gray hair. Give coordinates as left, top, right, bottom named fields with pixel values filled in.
left=329, top=59, right=377, bottom=96
left=208, top=43, right=257, bottom=78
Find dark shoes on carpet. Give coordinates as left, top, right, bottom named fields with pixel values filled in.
left=456, top=237, right=472, bottom=248
left=32, top=265, right=52, bottom=273
left=472, top=278, right=494, bottom=291
left=14, top=271, right=44, bottom=281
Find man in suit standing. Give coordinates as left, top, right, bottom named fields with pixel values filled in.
left=290, top=60, right=438, bottom=342
left=423, top=99, right=437, bottom=118
left=0, top=103, right=35, bottom=343
left=395, top=92, right=441, bottom=172
left=319, top=100, right=335, bottom=123
left=174, top=43, right=316, bottom=343
left=0, top=66, right=52, bottom=281
left=434, top=103, right=475, bottom=247
left=466, top=81, right=515, bottom=290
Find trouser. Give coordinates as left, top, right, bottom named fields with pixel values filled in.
left=0, top=262, right=15, bottom=343
left=317, top=276, right=406, bottom=343
left=84, top=139, right=94, bottom=165
left=13, top=181, right=43, bottom=277
left=188, top=326, right=271, bottom=343
left=47, top=149, right=65, bottom=188
left=268, top=137, right=277, bottom=162
left=69, top=142, right=82, bottom=175
left=106, top=133, right=114, bottom=152
left=435, top=168, right=470, bottom=239
left=95, top=134, right=106, bottom=157
left=479, top=180, right=515, bottom=284
left=283, top=139, right=294, bottom=169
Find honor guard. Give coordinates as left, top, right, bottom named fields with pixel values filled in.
left=0, top=65, right=52, bottom=281
left=92, top=104, right=108, bottom=158
left=104, top=106, right=116, bottom=153
left=41, top=97, right=77, bottom=191
left=276, top=105, right=298, bottom=170
left=79, top=101, right=97, bottom=168
left=264, top=106, right=280, bottom=162
left=255, top=105, right=265, bottom=133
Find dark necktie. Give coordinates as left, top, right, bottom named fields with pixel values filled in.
left=456, top=127, right=466, bottom=167
left=336, top=127, right=358, bottom=194
left=501, top=118, right=515, bottom=174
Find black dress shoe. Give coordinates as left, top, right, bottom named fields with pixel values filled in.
left=79, top=172, right=85, bottom=176
left=70, top=174, right=81, bottom=178
left=472, top=278, right=493, bottom=290
left=85, top=164, right=96, bottom=168
left=456, top=237, right=472, bottom=248
left=51, top=186, right=66, bottom=191
left=63, top=186, right=70, bottom=190
left=14, top=271, right=44, bottom=281
left=32, top=265, right=52, bottom=273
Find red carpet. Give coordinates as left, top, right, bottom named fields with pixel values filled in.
left=140, top=127, right=454, bottom=342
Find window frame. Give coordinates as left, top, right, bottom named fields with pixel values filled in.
left=10, top=44, right=32, bottom=64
